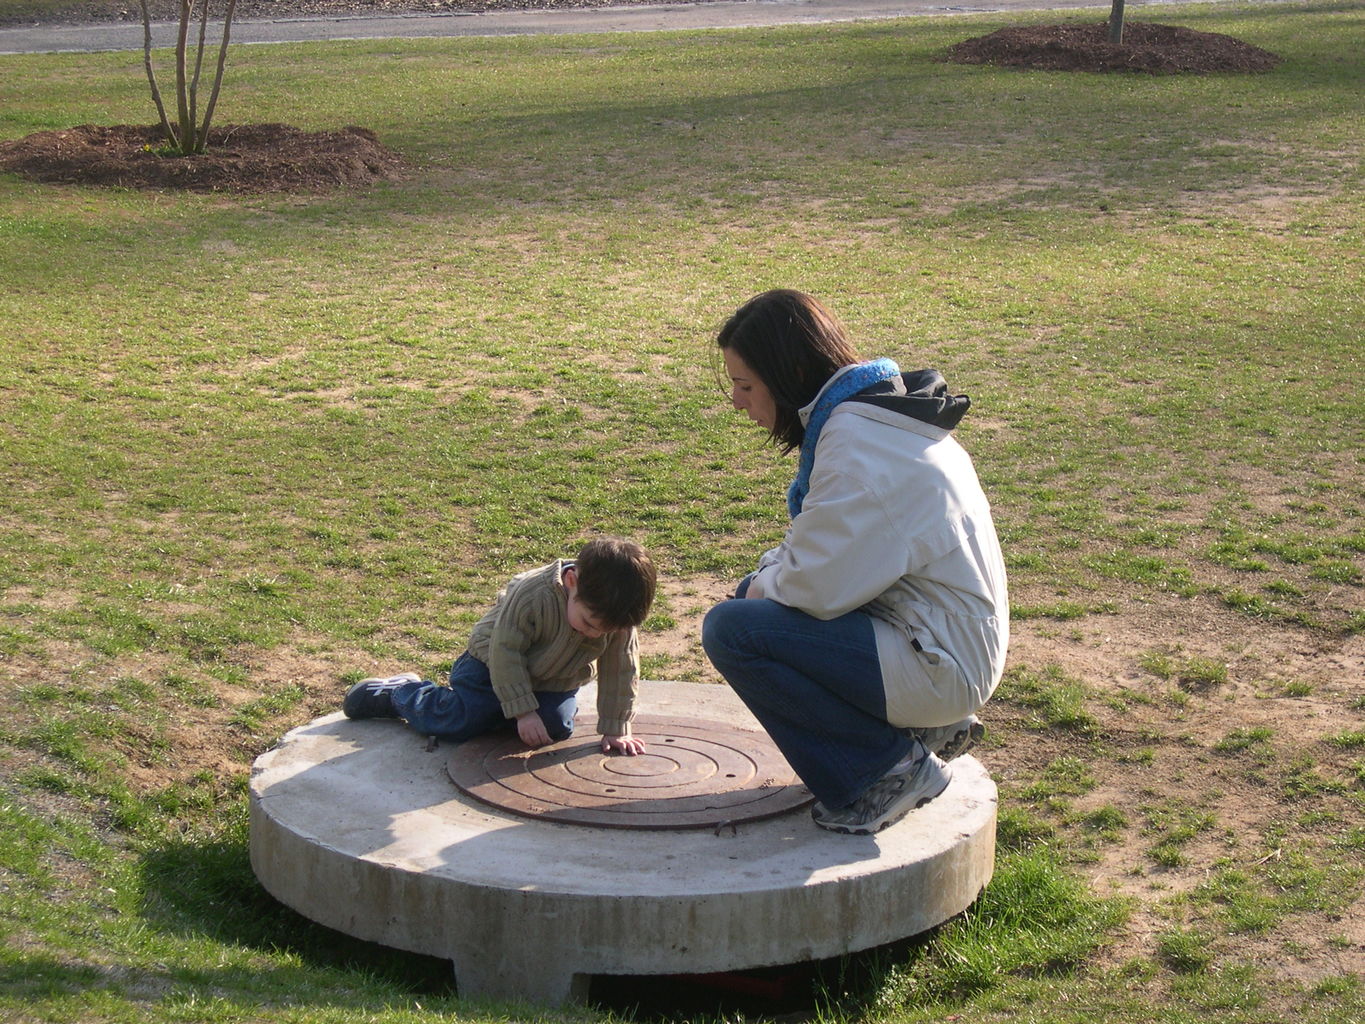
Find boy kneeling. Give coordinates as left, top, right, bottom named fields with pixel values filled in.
left=344, top=536, right=656, bottom=755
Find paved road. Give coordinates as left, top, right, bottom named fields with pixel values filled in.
left=2, top=0, right=1163, bottom=54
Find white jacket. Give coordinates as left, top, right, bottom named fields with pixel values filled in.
left=746, top=371, right=1009, bottom=727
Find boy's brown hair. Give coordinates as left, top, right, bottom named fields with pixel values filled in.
left=573, top=537, right=657, bottom=630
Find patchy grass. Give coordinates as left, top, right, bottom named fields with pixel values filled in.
left=1, top=2, right=1363, bottom=1023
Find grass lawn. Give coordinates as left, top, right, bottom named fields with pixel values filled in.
left=1, top=2, right=1363, bottom=1022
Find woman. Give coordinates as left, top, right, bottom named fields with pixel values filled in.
left=702, top=290, right=1009, bottom=835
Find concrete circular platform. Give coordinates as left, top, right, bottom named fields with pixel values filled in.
left=249, top=680, right=997, bottom=1007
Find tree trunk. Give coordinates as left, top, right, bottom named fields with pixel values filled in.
left=1109, top=0, right=1126, bottom=45
left=174, top=0, right=195, bottom=153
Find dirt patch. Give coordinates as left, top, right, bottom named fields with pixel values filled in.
left=0, top=122, right=407, bottom=193
left=994, top=597, right=1365, bottom=983
left=947, top=20, right=1282, bottom=74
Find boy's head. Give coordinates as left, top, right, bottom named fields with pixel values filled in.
left=569, top=537, right=656, bottom=632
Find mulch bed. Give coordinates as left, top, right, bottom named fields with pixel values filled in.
left=0, top=122, right=408, bottom=192
left=946, top=21, right=1282, bottom=74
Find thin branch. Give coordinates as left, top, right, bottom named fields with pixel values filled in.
left=189, top=0, right=212, bottom=152
left=197, top=0, right=238, bottom=153
left=139, top=0, right=176, bottom=145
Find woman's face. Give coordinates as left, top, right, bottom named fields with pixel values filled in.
left=723, top=348, right=777, bottom=432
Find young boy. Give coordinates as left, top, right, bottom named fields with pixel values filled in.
left=343, top=536, right=656, bottom=754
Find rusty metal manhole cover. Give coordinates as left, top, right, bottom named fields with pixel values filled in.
left=446, top=714, right=812, bottom=829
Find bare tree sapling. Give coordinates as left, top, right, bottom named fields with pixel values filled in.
left=140, top=0, right=239, bottom=156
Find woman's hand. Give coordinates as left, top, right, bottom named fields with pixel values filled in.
left=601, top=733, right=646, bottom=756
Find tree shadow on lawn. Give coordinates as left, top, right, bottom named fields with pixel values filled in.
left=136, top=832, right=460, bottom=1001
left=134, top=828, right=928, bottom=1019
left=0, top=22, right=1277, bottom=195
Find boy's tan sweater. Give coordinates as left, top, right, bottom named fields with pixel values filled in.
left=467, top=560, right=639, bottom=736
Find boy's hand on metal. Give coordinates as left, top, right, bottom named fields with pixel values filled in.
left=601, top=733, right=646, bottom=756
left=516, top=712, right=552, bottom=748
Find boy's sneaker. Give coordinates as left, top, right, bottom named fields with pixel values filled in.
left=811, top=747, right=952, bottom=835
left=343, top=672, right=421, bottom=720
left=910, top=715, right=985, bottom=761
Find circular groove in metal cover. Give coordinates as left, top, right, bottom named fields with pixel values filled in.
left=447, top=714, right=812, bottom=829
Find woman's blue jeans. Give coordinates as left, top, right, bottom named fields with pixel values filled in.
left=701, top=586, right=913, bottom=809
left=389, top=651, right=578, bottom=743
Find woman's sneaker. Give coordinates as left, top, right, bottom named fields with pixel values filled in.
left=910, top=715, right=985, bottom=761
left=343, top=672, right=421, bottom=719
left=811, top=746, right=952, bottom=835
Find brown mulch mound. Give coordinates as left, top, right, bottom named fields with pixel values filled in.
left=947, top=21, right=1282, bottom=74
left=0, top=122, right=408, bottom=192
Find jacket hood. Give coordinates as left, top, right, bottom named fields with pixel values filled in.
left=850, top=369, right=970, bottom=430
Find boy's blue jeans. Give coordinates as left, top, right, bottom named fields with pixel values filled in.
left=701, top=582, right=913, bottom=809
left=389, top=652, right=578, bottom=742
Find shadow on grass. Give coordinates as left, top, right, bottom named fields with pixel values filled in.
left=132, top=810, right=1120, bottom=1020
left=133, top=826, right=936, bottom=1020
left=136, top=832, right=459, bottom=1002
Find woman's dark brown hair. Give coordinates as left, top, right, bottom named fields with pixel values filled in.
left=716, top=289, right=862, bottom=452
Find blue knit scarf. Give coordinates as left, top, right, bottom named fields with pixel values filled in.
left=786, top=358, right=901, bottom=518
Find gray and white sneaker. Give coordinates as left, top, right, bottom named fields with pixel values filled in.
left=910, top=715, right=985, bottom=761
left=811, top=746, right=952, bottom=835
left=343, top=672, right=422, bottom=720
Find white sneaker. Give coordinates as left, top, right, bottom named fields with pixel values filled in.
left=910, top=715, right=985, bottom=761
left=811, top=748, right=951, bottom=835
